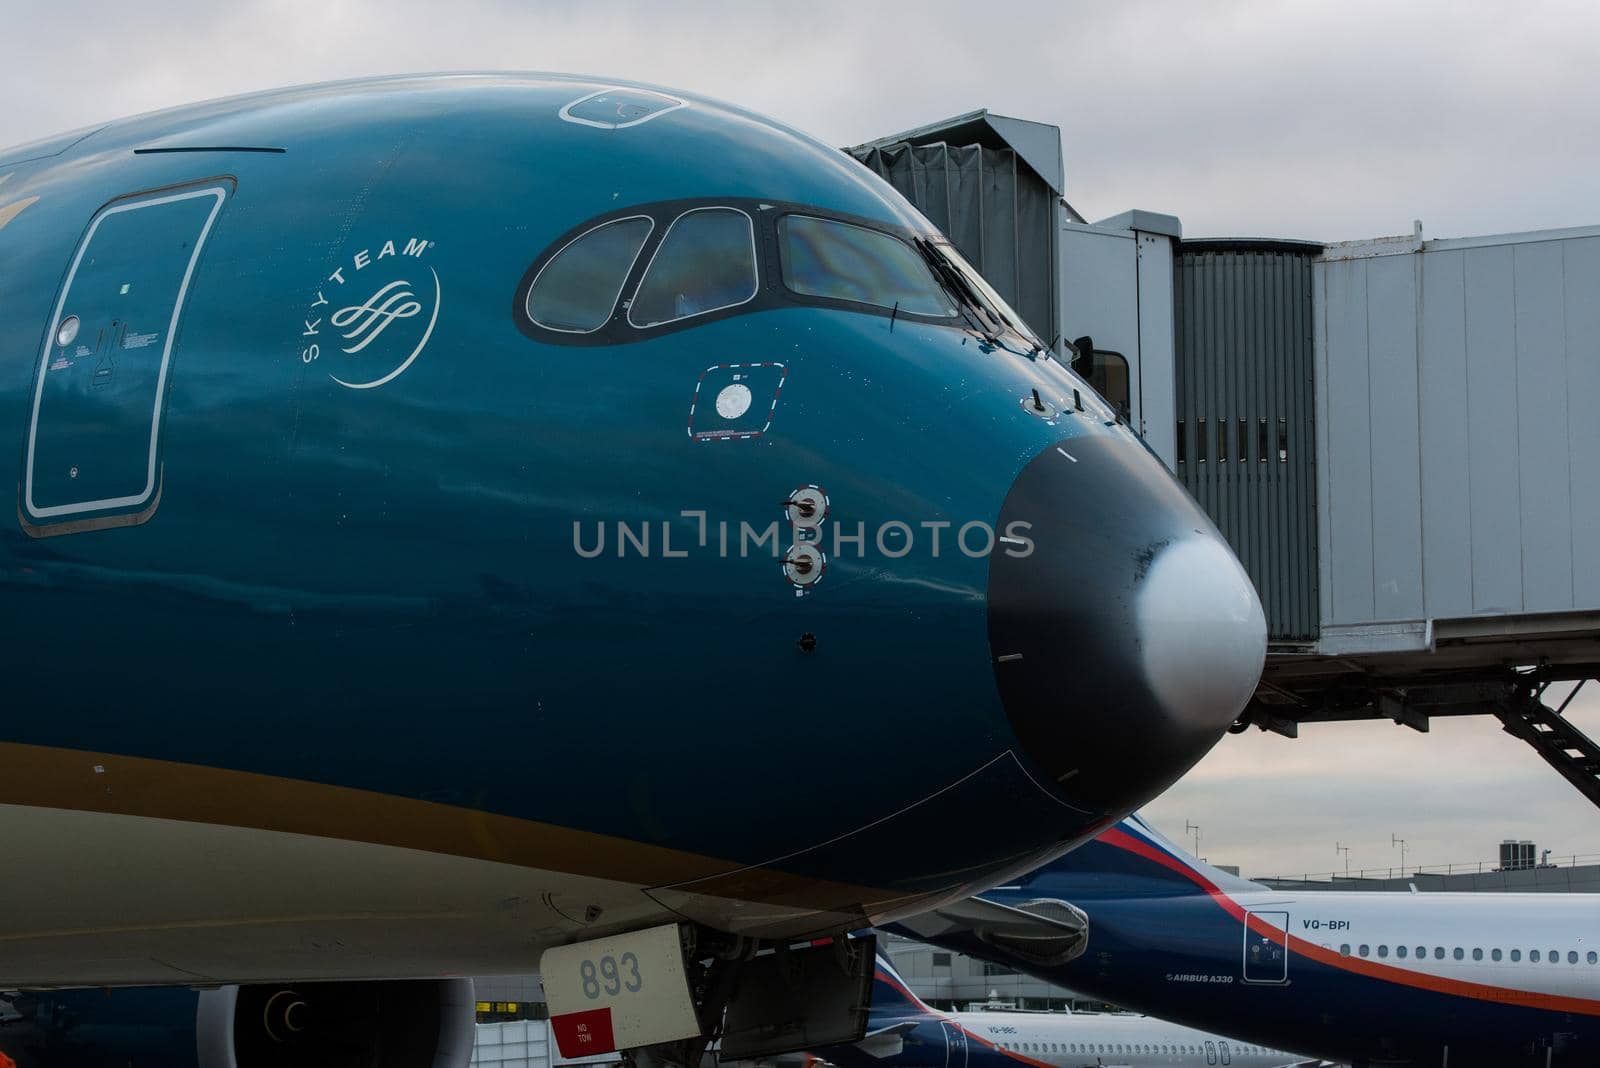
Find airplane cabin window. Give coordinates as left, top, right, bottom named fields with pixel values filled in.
left=1415, top=945, right=1425, bottom=958
left=1550, top=949, right=1560, bottom=963
left=1532, top=950, right=1541, bottom=962
left=1434, top=947, right=1445, bottom=960
left=778, top=215, right=957, bottom=318
left=1473, top=948, right=1483, bottom=961
left=525, top=215, right=654, bottom=332
left=1589, top=951, right=1597, bottom=964
left=1454, top=947, right=1464, bottom=960
left=1569, top=951, right=1579, bottom=963
left=1377, top=944, right=1389, bottom=958
left=629, top=207, right=758, bottom=327
left=1396, top=945, right=1408, bottom=958
left=1493, top=949, right=1503, bottom=961
left=1359, top=944, right=1370, bottom=957
left=1512, top=949, right=1522, bottom=961
left=1339, top=943, right=1351, bottom=955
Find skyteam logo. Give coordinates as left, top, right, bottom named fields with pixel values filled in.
left=300, top=236, right=440, bottom=390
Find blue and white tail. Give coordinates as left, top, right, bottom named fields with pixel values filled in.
left=868, top=951, right=938, bottom=1024
left=1012, top=814, right=1267, bottom=901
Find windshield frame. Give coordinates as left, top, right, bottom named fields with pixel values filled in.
left=928, top=239, right=1046, bottom=349
left=511, top=196, right=1029, bottom=347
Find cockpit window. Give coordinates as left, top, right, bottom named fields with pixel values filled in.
left=933, top=240, right=1043, bottom=345
left=628, top=207, right=758, bottom=328
left=525, top=216, right=654, bottom=333
left=778, top=215, right=956, bottom=318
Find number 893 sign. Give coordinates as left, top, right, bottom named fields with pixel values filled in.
left=540, top=923, right=701, bottom=1057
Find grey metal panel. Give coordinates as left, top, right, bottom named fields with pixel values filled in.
left=1059, top=225, right=1138, bottom=351
left=1418, top=250, right=1474, bottom=618
left=1364, top=254, right=1425, bottom=622
left=1513, top=241, right=1575, bottom=610
left=1312, top=224, right=1600, bottom=649
left=1174, top=248, right=1319, bottom=641
left=1321, top=258, right=1376, bottom=624
left=1135, top=232, right=1176, bottom=463
left=1565, top=237, right=1600, bottom=606
left=1462, top=245, right=1524, bottom=614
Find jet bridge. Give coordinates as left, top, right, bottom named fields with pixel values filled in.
left=851, top=114, right=1600, bottom=809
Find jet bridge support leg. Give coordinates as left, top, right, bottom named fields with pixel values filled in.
left=1494, top=679, right=1600, bottom=810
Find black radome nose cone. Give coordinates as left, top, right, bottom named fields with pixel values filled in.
left=988, top=434, right=1266, bottom=815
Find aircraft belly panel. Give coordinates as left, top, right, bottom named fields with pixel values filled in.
left=0, top=801, right=664, bottom=987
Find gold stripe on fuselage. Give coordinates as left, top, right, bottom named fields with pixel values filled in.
left=0, top=741, right=897, bottom=913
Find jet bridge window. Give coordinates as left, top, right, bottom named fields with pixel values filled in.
left=524, top=215, right=653, bottom=333
left=628, top=207, right=757, bottom=327
left=778, top=215, right=956, bottom=318
left=1079, top=349, right=1130, bottom=422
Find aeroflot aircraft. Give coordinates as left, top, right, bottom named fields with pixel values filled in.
left=0, top=74, right=1266, bottom=1067
left=801, top=952, right=1311, bottom=1068
left=898, top=817, right=1600, bottom=1068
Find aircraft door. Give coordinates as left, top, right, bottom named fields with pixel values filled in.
left=940, top=1021, right=968, bottom=1068
left=1242, top=909, right=1289, bottom=983
left=23, top=182, right=228, bottom=534
left=1204, top=1040, right=1217, bottom=1065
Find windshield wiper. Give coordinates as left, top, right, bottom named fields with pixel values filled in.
left=914, top=238, right=1001, bottom=342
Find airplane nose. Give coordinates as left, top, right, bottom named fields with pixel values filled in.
left=988, top=432, right=1266, bottom=814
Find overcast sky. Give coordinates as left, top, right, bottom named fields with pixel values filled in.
left=5, top=1, right=1598, bottom=875
left=7, top=0, right=1600, bottom=241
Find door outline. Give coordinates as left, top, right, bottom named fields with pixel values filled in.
left=1242, top=909, right=1290, bottom=984
left=24, top=184, right=227, bottom=522
left=940, top=1020, right=968, bottom=1068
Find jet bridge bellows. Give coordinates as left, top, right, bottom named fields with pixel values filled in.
left=1173, top=242, right=1321, bottom=643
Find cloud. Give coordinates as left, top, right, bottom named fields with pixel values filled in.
left=1144, top=684, right=1600, bottom=879
left=4, top=0, right=1600, bottom=239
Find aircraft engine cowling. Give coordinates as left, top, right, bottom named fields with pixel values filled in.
left=0, top=979, right=476, bottom=1068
